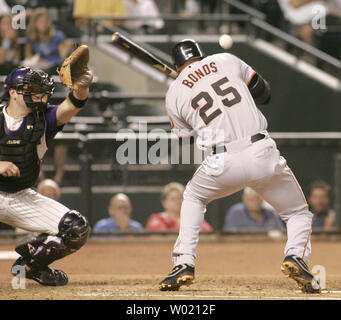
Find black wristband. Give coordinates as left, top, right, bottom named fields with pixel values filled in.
left=68, top=91, right=88, bottom=109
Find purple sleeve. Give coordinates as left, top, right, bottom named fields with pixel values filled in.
left=45, top=105, right=64, bottom=145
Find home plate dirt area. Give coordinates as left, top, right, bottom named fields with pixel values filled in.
left=0, top=237, right=341, bottom=300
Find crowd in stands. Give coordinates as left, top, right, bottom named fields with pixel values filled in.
left=23, top=8, right=74, bottom=74
left=0, top=13, right=20, bottom=74
left=73, top=0, right=165, bottom=35
left=93, top=193, right=144, bottom=233
left=0, top=4, right=75, bottom=75
left=0, top=0, right=340, bottom=73
left=0, top=169, right=338, bottom=234
left=90, top=179, right=337, bottom=234
left=7, top=176, right=337, bottom=235
left=46, top=179, right=335, bottom=236
left=145, top=182, right=212, bottom=232
left=223, top=187, right=285, bottom=232
left=308, top=180, right=336, bottom=229
left=261, top=0, right=341, bottom=60
left=176, top=0, right=341, bottom=60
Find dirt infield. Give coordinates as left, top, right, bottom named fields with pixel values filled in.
left=0, top=237, right=341, bottom=300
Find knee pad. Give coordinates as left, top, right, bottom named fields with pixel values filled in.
left=58, top=210, right=90, bottom=250
left=15, top=210, right=90, bottom=268
left=15, top=233, right=70, bottom=267
left=15, top=233, right=48, bottom=260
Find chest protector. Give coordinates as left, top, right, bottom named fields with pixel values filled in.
left=0, top=109, right=45, bottom=192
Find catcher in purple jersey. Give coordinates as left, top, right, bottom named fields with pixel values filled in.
left=0, top=50, right=92, bottom=286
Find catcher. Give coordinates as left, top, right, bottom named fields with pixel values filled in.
left=0, top=45, right=92, bottom=286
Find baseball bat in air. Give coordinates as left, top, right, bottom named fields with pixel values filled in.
left=111, top=32, right=178, bottom=79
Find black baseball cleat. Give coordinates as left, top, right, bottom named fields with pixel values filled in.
left=281, top=255, right=320, bottom=293
left=11, top=257, right=68, bottom=286
left=159, top=264, right=195, bottom=291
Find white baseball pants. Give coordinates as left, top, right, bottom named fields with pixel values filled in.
left=0, top=188, right=69, bottom=235
left=172, top=133, right=313, bottom=266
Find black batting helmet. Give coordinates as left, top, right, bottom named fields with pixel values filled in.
left=171, top=39, right=204, bottom=69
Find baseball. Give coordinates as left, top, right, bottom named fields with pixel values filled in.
left=219, top=34, right=233, bottom=50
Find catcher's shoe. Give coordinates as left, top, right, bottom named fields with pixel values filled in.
left=159, top=264, right=195, bottom=291
left=281, top=255, right=320, bottom=293
left=11, top=257, right=68, bottom=286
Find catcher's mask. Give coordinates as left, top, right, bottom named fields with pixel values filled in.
left=1, top=66, right=55, bottom=112
left=171, top=39, right=204, bottom=70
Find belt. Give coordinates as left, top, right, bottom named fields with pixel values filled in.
left=212, top=133, right=266, bottom=154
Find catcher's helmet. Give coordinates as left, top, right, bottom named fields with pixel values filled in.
left=171, top=39, right=204, bottom=69
left=1, top=66, right=55, bottom=111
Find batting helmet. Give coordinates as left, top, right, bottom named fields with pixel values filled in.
left=1, top=66, right=55, bottom=111
left=171, top=39, right=204, bottom=69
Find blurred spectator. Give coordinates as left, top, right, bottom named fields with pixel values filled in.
left=73, top=0, right=126, bottom=30
left=146, top=182, right=213, bottom=232
left=123, top=0, right=164, bottom=34
left=314, top=0, right=341, bottom=60
left=278, top=0, right=322, bottom=45
left=37, top=179, right=61, bottom=201
left=93, top=193, right=143, bottom=233
left=0, top=0, right=9, bottom=16
left=0, top=14, right=20, bottom=74
left=182, top=0, right=200, bottom=16
left=24, top=8, right=72, bottom=184
left=223, top=187, right=285, bottom=231
left=308, top=180, right=336, bottom=229
left=24, top=8, right=73, bottom=74
left=278, top=0, right=341, bottom=49
left=328, top=0, right=341, bottom=16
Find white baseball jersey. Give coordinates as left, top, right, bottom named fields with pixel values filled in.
left=166, top=54, right=314, bottom=270
left=166, top=53, right=268, bottom=149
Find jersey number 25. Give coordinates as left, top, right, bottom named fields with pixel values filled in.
left=191, top=77, right=241, bottom=125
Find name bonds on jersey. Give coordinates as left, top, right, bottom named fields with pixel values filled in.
left=182, top=62, right=218, bottom=88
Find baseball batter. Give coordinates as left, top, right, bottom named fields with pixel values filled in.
left=0, top=49, right=92, bottom=286
left=159, top=39, right=320, bottom=293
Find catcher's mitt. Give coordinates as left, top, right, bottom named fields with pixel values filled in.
left=57, top=45, right=93, bottom=91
